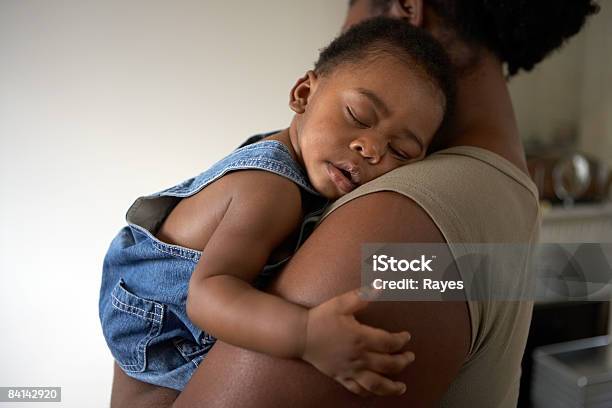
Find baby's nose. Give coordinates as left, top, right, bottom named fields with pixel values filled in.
left=349, top=138, right=386, bottom=164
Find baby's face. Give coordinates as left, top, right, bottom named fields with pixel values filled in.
left=292, top=55, right=445, bottom=200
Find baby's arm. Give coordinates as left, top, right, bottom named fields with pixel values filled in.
left=186, top=171, right=412, bottom=396
left=186, top=170, right=308, bottom=357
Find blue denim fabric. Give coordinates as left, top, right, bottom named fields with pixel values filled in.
left=99, top=133, right=328, bottom=391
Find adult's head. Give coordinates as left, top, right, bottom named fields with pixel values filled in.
left=345, top=0, right=599, bottom=76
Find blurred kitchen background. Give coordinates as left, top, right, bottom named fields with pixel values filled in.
left=509, top=3, right=612, bottom=407
left=0, top=1, right=610, bottom=407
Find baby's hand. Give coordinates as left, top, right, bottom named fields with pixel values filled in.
left=301, top=288, right=414, bottom=397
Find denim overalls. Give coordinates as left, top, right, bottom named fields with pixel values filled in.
left=98, top=133, right=328, bottom=391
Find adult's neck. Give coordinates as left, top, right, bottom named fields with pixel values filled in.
left=442, top=52, right=528, bottom=174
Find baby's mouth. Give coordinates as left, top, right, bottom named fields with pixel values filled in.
left=339, top=168, right=353, bottom=181
left=335, top=162, right=362, bottom=185
left=326, top=162, right=359, bottom=194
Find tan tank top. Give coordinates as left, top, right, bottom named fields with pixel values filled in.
left=318, top=146, right=541, bottom=408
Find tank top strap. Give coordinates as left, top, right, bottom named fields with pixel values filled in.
left=125, top=135, right=322, bottom=233
left=156, top=139, right=317, bottom=198
left=229, top=140, right=318, bottom=195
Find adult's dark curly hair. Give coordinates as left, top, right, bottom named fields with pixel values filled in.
left=314, top=16, right=455, bottom=126
left=364, top=0, right=600, bottom=76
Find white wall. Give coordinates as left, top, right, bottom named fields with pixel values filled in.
left=0, top=1, right=346, bottom=406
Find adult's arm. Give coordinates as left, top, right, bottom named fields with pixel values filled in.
left=173, top=191, right=471, bottom=408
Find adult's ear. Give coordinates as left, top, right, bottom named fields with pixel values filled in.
left=388, top=0, right=424, bottom=27
left=289, top=70, right=318, bottom=114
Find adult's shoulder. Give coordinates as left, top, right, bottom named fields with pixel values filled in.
left=310, top=146, right=541, bottom=407
left=320, top=145, right=540, bottom=245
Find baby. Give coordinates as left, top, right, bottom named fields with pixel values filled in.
left=99, top=17, right=454, bottom=397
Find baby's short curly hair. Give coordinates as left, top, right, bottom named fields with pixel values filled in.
left=314, top=16, right=455, bottom=126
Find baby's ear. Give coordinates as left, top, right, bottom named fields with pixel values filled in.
left=289, top=70, right=318, bottom=114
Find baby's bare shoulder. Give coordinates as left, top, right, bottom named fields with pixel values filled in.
left=222, top=170, right=302, bottom=203
left=196, top=170, right=305, bottom=266
left=157, top=169, right=303, bottom=251
left=218, top=169, right=304, bottom=227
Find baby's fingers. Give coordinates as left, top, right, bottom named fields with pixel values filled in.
left=353, top=370, right=407, bottom=397
left=333, top=288, right=375, bottom=315
left=338, top=378, right=372, bottom=398
left=359, top=325, right=411, bottom=354
left=363, top=350, right=415, bottom=375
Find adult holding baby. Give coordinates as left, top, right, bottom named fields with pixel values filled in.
left=111, top=0, right=599, bottom=406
